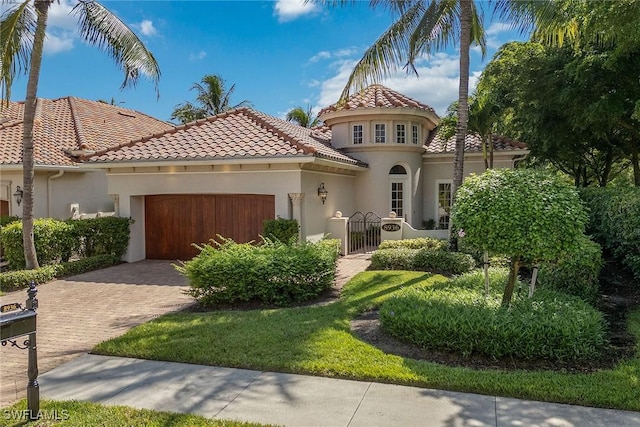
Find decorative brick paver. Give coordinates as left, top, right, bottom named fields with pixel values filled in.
left=0, top=254, right=371, bottom=407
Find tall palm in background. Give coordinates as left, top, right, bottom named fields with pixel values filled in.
left=286, top=105, right=320, bottom=128
left=171, top=74, right=251, bottom=124
left=1, top=0, right=160, bottom=269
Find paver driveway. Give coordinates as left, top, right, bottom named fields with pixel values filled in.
left=0, top=260, right=193, bottom=407
left=0, top=254, right=371, bottom=407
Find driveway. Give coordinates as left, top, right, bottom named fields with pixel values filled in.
left=0, top=254, right=371, bottom=407
left=0, top=260, right=193, bottom=407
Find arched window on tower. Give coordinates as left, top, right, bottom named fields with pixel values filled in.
left=389, top=165, right=407, bottom=218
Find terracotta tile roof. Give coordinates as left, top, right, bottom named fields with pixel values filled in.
left=85, top=108, right=365, bottom=166
left=318, top=84, right=437, bottom=117
left=425, top=132, right=528, bottom=154
left=0, top=97, right=173, bottom=167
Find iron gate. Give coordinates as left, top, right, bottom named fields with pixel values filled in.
left=348, top=211, right=381, bottom=253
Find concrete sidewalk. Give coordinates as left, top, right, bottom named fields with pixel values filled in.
left=40, top=354, right=640, bottom=427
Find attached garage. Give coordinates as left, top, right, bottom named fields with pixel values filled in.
left=145, top=194, right=275, bottom=260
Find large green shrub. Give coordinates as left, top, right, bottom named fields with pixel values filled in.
left=1, top=218, right=75, bottom=269
left=580, top=186, right=640, bottom=279
left=370, top=247, right=475, bottom=275
left=378, top=237, right=447, bottom=250
left=67, top=216, right=133, bottom=257
left=262, top=218, right=299, bottom=244
left=452, top=168, right=588, bottom=305
left=379, top=269, right=607, bottom=362
left=537, top=235, right=603, bottom=304
left=178, top=238, right=340, bottom=306
left=0, top=215, right=20, bottom=227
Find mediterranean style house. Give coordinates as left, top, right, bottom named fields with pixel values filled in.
left=1, top=85, right=528, bottom=261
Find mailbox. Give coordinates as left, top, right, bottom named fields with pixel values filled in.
left=1, top=308, right=37, bottom=342
left=0, top=282, right=39, bottom=420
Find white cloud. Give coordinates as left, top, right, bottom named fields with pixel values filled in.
left=316, top=52, right=481, bottom=117
left=274, top=0, right=319, bottom=23
left=486, top=22, right=512, bottom=37
left=43, top=32, right=75, bottom=54
left=137, top=19, right=158, bottom=37
left=47, top=0, right=77, bottom=31
left=189, top=51, right=207, bottom=61
left=308, top=47, right=358, bottom=64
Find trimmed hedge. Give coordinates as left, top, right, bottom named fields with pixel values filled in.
left=371, top=247, right=476, bottom=275
left=1, top=219, right=75, bottom=268
left=263, top=218, right=299, bottom=244
left=580, top=186, right=640, bottom=279
left=178, top=238, right=340, bottom=306
left=379, top=269, right=607, bottom=362
left=0, top=215, right=20, bottom=227
left=67, top=216, right=133, bottom=258
left=378, top=237, right=447, bottom=251
left=537, top=235, right=603, bottom=304
left=0, top=255, right=121, bottom=293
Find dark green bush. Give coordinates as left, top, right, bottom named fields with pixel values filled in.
left=0, top=215, right=20, bottom=227
left=379, top=269, right=607, bottom=362
left=371, top=247, right=475, bottom=275
left=537, top=235, right=603, bottom=304
left=0, top=254, right=121, bottom=292
left=262, top=218, right=299, bottom=244
left=178, top=238, right=340, bottom=306
left=378, top=237, right=447, bottom=250
left=1, top=219, right=75, bottom=269
left=67, top=216, right=133, bottom=257
left=580, top=186, right=640, bottom=280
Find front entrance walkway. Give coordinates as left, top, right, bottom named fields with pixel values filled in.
left=0, top=254, right=371, bottom=407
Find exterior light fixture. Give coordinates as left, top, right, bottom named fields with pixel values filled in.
left=318, top=183, right=328, bottom=204
left=13, top=186, right=23, bottom=206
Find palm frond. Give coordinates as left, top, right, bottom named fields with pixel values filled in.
left=339, top=1, right=424, bottom=101
left=406, top=0, right=459, bottom=69
left=72, top=0, right=160, bottom=98
left=0, top=0, right=36, bottom=106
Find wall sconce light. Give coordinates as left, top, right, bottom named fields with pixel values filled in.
left=13, top=186, right=23, bottom=207
left=318, top=183, right=328, bottom=204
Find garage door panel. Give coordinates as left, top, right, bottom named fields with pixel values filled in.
left=145, top=194, right=275, bottom=260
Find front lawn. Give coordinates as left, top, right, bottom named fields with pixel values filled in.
left=0, top=400, right=273, bottom=427
left=94, top=271, right=640, bottom=412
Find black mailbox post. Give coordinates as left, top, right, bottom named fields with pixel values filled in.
left=0, top=282, right=39, bottom=420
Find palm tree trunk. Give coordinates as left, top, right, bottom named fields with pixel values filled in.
left=21, top=0, right=51, bottom=270
left=452, top=0, right=472, bottom=200
left=449, top=0, right=472, bottom=250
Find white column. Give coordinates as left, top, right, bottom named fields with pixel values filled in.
left=288, top=193, right=305, bottom=242
left=327, top=211, right=349, bottom=255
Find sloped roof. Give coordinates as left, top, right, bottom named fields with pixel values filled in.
left=84, top=108, right=365, bottom=167
left=318, top=84, right=437, bottom=117
left=425, top=132, right=528, bottom=154
left=0, top=97, right=173, bottom=167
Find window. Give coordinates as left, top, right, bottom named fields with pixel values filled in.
left=396, top=124, right=406, bottom=144
left=390, top=165, right=407, bottom=218
left=437, top=182, right=452, bottom=229
left=412, top=124, right=419, bottom=144
left=374, top=123, right=386, bottom=143
left=352, top=124, right=363, bottom=144
left=391, top=182, right=404, bottom=217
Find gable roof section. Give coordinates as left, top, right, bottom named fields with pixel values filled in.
left=425, top=132, right=528, bottom=154
left=318, top=84, right=438, bottom=116
left=84, top=108, right=365, bottom=167
left=0, top=97, right=173, bottom=167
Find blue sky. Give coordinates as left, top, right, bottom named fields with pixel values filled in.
left=4, top=0, right=526, bottom=122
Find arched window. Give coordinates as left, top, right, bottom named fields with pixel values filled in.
left=389, top=165, right=407, bottom=217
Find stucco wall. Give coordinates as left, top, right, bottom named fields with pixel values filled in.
left=422, top=155, right=519, bottom=226
left=0, top=170, right=111, bottom=219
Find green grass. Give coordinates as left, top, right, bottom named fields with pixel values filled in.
left=0, top=400, right=274, bottom=426
left=94, top=271, right=640, bottom=412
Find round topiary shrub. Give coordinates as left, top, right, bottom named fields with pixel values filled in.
left=451, top=168, right=588, bottom=305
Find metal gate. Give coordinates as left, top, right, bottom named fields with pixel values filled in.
left=348, top=211, right=381, bottom=254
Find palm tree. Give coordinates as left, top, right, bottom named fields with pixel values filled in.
left=285, top=105, right=320, bottom=128
left=1, top=0, right=160, bottom=269
left=170, top=74, right=251, bottom=124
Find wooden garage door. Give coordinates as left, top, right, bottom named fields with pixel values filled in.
left=145, top=194, right=275, bottom=260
